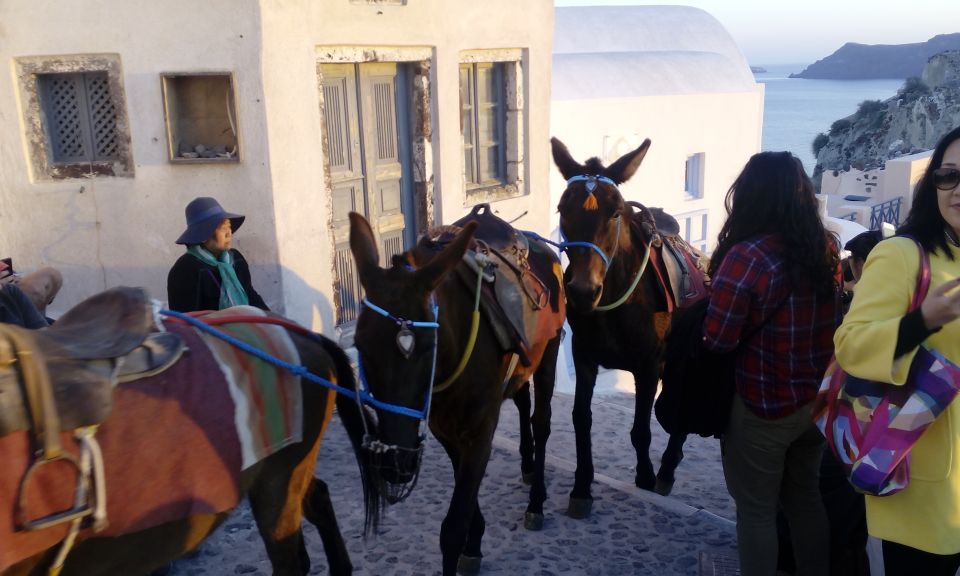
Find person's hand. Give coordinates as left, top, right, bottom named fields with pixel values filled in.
left=920, top=277, right=960, bottom=330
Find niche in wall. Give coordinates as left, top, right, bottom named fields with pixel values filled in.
left=161, top=73, right=240, bottom=163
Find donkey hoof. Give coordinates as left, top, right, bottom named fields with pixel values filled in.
left=521, top=471, right=536, bottom=485
left=567, top=497, right=593, bottom=519
left=457, top=554, right=482, bottom=576
left=523, top=511, right=544, bottom=531
left=654, top=477, right=675, bottom=496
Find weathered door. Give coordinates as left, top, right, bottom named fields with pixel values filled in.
left=322, top=62, right=413, bottom=326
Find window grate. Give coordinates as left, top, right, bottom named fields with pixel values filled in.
left=38, top=72, right=119, bottom=164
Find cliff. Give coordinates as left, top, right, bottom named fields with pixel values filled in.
left=791, top=33, right=960, bottom=80
left=812, top=51, right=960, bottom=179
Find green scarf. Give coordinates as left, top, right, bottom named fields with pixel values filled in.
left=187, top=245, right=249, bottom=309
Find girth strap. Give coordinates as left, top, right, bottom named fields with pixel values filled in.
left=0, top=324, right=61, bottom=460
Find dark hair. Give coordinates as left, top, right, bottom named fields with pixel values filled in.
left=898, top=125, right=960, bottom=260
left=844, top=230, right=883, bottom=261
left=710, top=151, right=839, bottom=296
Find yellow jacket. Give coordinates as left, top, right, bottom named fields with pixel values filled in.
left=835, top=236, right=960, bottom=554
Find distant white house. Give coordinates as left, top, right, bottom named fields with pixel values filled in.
left=551, top=5, right=765, bottom=253
left=820, top=150, right=932, bottom=230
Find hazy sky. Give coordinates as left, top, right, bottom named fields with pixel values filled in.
left=553, top=0, right=960, bottom=65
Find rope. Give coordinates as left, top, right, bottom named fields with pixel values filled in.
left=433, top=265, right=484, bottom=393
left=159, top=310, right=428, bottom=420
left=595, top=240, right=652, bottom=311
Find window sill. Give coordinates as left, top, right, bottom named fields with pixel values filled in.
left=46, top=161, right=129, bottom=180
left=169, top=156, right=240, bottom=165
left=465, top=181, right=523, bottom=205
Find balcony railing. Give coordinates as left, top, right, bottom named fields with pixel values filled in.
left=870, top=197, right=902, bottom=230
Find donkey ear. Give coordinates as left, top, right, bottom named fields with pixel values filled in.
left=605, top=138, right=651, bottom=185
left=349, top=212, right=381, bottom=288
left=551, top=137, right=584, bottom=181
left=416, top=221, right=478, bottom=291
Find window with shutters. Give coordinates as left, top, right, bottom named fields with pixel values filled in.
left=684, top=153, right=705, bottom=200
left=458, top=51, right=524, bottom=204
left=15, top=54, right=133, bottom=180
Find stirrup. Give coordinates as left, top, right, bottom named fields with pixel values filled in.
left=16, top=453, right=93, bottom=532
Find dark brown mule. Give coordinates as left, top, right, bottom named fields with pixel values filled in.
left=551, top=137, right=688, bottom=517
left=340, top=212, right=565, bottom=576
left=2, top=313, right=354, bottom=576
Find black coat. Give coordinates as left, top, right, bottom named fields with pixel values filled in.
left=166, top=249, right=268, bottom=313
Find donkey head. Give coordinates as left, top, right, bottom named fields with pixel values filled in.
left=348, top=212, right=476, bottom=492
left=552, top=136, right=650, bottom=311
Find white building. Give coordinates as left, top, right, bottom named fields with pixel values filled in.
left=820, top=150, right=932, bottom=230
left=0, top=0, right=554, bottom=338
left=551, top=5, right=764, bottom=253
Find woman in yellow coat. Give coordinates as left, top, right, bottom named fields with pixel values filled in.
left=835, top=125, right=960, bottom=575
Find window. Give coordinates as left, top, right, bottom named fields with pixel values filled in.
left=15, top=54, right=133, bottom=180
left=460, top=63, right=506, bottom=190
left=684, top=153, right=705, bottom=200
left=161, top=73, right=240, bottom=163
left=38, top=73, right=120, bottom=164
left=458, top=51, right=524, bottom=204
left=676, top=209, right=709, bottom=253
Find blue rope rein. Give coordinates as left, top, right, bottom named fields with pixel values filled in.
left=159, top=309, right=427, bottom=420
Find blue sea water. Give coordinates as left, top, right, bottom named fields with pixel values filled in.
left=756, top=64, right=903, bottom=174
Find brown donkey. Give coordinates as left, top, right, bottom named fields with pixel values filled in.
left=551, top=136, right=689, bottom=518
left=339, top=212, right=565, bottom=576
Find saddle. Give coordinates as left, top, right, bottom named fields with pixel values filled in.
left=0, top=287, right=185, bottom=442
left=627, top=202, right=710, bottom=311
left=450, top=204, right=552, bottom=365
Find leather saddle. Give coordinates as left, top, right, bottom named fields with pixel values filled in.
left=450, top=204, right=552, bottom=365
left=0, top=287, right=185, bottom=441
left=627, top=202, right=710, bottom=311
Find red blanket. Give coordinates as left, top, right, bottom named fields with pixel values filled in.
left=0, top=324, right=242, bottom=571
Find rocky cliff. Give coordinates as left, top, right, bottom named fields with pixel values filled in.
left=791, top=34, right=960, bottom=80
left=812, top=51, right=960, bottom=179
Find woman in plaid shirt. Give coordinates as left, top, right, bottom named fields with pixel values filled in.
left=703, top=152, right=841, bottom=576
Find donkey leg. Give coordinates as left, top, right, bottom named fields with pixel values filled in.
left=630, top=364, right=660, bottom=491
left=438, top=439, right=494, bottom=576
left=460, top=502, right=486, bottom=574
left=569, top=350, right=598, bottom=517
left=303, top=477, right=353, bottom=575
left=655, top=433, right=688, bottom=496
left=525, top=335, right=560, bottom=530
left=512, top=382, right=536, bottom=484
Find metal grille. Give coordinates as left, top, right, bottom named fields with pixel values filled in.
left=335, top=245, right=362, bottom=325
left=38, top=72, right=119, bottom=164
left=85, top=74, right=119, bottom=159
left=381, top=233, right=404, bottom=265
left=323, top=82, right=348, bottom=169
left=373, top=81, right=397, bottom=161
left=869, top=197, right=902, bottom=230
left=43, top=75, right=87, bottom=161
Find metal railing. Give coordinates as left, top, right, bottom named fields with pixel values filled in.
left=869, top=197, right=903, bottom=230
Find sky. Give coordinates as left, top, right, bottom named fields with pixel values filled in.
left=553, top=0, right=960, bottom=66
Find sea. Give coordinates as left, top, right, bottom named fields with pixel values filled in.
left=755, top=64, right=903, bottom=174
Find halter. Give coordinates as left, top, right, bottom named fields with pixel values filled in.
left=357, top=297, right=439, bottom=454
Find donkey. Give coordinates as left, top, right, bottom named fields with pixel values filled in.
left=340, top=212, right=565, bottom=576
left=551, top=137, right=688, bottom=517
left=1, top=292, right=354, bottom=576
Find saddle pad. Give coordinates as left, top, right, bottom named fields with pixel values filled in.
left=0, top=323, right=242, bottom=571
left=193, top=306, right=303, bottom=470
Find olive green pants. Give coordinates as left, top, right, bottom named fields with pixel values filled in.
left=721, top=395, right=830, bottom=576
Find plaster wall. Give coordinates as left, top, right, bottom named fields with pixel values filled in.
left=0, top=0, right=274, bottom=317
left=1, top=0, right=554, bottom=332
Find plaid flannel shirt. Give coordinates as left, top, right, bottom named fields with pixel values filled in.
left=703, top=235, right=840, bottom=419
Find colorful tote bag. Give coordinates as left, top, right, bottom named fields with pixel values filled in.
left=813, top=239, right=960, bottom=496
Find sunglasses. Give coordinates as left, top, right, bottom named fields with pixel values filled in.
left=933, top=167, right=960, bottom=191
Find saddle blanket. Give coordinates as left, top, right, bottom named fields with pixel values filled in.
left=191, top=306, right=303, bottom=471
left=0, top=323, right=243, bottom=571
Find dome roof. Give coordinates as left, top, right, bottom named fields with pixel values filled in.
left=553, top=6, right=756, bottom=99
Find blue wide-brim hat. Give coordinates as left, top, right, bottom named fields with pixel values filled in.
left=176, top=197, right=245, bottom=245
